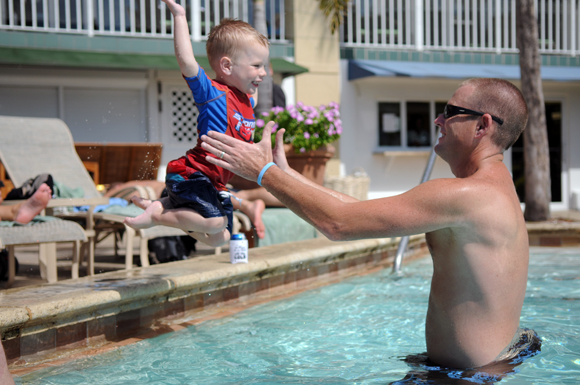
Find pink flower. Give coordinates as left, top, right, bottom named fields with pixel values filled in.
left=296, top=114, right=304, bottom=122
left=314, top=133, right=319, bottom=138
left=304, top=132, right=310, bottom=139
left=305, top=118, right=314, bottom=125
left=300, top=147, right=306, bottom=153
left=272, top=123, right=279, bottom=131
left=261, top=111, right=270, bottom=117
left=256, top=119, right=265, bottom=128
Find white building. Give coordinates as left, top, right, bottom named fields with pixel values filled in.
left=1, top=0, right=579, bottom=211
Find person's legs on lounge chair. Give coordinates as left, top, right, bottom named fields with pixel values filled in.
left=0, top=183, right=51, bottom=224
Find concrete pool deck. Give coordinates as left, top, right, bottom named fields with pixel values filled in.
left=4, top=211, right=580, bottom=377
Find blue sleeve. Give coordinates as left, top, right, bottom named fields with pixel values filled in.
left=183, top=67, right=228, bottom=136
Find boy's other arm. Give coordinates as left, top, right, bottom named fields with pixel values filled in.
left=163, top=0, right=198, bottom=77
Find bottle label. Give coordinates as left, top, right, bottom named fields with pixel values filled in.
left=230, top=240, right=248, bottom=264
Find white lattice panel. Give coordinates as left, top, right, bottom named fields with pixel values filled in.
left=170, top=88, right=198, bottom=144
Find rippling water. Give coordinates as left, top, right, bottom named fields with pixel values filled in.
left=16, top=247, right=580, bottom=384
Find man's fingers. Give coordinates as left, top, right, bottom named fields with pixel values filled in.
left=275, top=128, right=286, bottom=147
left=262, top=120, right=276, bottom=140
left=200, top=133, right=233, bottom=157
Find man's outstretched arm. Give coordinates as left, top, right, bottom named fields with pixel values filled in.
left=201, top=123, right=466, bottom=240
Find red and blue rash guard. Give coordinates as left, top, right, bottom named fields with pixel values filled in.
left=166, top=67, right=256, bottom=191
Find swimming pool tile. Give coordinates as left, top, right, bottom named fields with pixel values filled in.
left=184, top=293, right=205, bottom=312
left=56, top=323, right=87, bottom=350
left=3, top=337, right=20, bottom=365
left=163, top=299, right=185, bottom=319
left=140, top=303, right=165, bottom=328
left=115, top=309, right=141, bottom=337
left=20, top=329, right=55, bottom=357
left=87, top=315, right=116, bottom=344
left=222, top=286, right=240, bottom=302
left=204, top=288, right=224, bottom=306
left=238, top=281, right=259, bottom=298
left=268, top=274, right=285, bottom=290
left=539, top=237, right=562, bottom=247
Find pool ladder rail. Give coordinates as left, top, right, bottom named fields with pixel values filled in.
left=392, top=130, right=439, bottom=274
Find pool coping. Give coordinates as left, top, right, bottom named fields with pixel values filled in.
left=3, top=234, right=429, bottom=370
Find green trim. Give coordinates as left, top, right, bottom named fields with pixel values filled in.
left=0, top=46, right=308, bottom=75
left=340, top=47, right=580, bottom=67
left=270, top=58, right=309, bottom=75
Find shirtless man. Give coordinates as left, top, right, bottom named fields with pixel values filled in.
left=200, top=78, right=540, bottom=369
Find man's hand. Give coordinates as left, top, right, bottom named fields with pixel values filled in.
left=201, top=121, right=278, bottom=181
left=272, top=127, right=289, bottom=172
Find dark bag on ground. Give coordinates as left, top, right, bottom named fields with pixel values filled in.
left=147, top=236, right=197, bottom=264
left=5, top=173, right=53, bottom=200
left=0, top=249, right=19, bottom=281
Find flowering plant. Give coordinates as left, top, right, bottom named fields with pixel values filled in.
left=254, top=101, right=342, bottom=153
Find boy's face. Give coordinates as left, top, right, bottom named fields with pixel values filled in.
left=229, top=41, right=269, bottom=95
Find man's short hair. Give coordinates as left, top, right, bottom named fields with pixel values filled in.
left=206, top=19, right=270, bottom=70
left=461, top=78, right=528, bottom=150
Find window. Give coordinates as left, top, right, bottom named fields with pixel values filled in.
left=378, top=101, right=445, bottom=150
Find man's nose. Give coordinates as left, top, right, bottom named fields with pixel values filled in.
left=434, top=113, right=445, bottom=127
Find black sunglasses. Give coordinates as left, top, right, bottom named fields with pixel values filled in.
left=444, top=104, right=504, bottom=125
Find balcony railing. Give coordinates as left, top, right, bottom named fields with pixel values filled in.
left=0, top=0, right=286, bottom=42
left=341, top=0, right=580, bottom=56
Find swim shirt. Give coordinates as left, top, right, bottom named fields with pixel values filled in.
left=166, top=67, right=256, bottom=191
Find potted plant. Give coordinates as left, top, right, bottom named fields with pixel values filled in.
left=254, top=102, right=342, bottom=185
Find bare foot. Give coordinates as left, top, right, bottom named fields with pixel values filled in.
left=124, top=200, right=164, bottom=230
left=14, top=183, right=52, bottom=224
left=245, top=199, right=266, bottom=239
left=130, top=196, right=153, bottom=210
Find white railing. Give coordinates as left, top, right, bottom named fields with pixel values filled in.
left=341, top=0, right=580, bottom=56
left=0, top=0, right=286, bottom=42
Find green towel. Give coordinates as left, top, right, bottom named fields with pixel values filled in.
left=100, top=204, right=144, bottom=217
left=259, top=208, right=318, bottom=247
left=0, top=216, right=57, bottom=227
left=53, top=180, right=84, bottom=199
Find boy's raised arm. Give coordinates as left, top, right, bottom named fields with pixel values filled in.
left=162, top=0, right=199, bottom=77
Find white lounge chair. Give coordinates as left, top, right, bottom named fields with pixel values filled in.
left=0, top=115, right=251, bottom=274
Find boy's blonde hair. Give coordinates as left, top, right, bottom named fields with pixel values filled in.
left=206, top=19, right=270, bottom=69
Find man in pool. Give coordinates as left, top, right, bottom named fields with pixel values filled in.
left=199, top=78, right=541, bottom=370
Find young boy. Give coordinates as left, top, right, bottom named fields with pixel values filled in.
left=124, top=0, right=269, bottom=247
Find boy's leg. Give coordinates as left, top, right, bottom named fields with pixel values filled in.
left=188, top=227, right=230, bottom=248
left=124, top=197, right=228, bottom=233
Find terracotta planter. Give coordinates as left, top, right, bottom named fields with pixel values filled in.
left=228, top=144, right=335, bottom=189
left=284, top=144, right=335, bottom=186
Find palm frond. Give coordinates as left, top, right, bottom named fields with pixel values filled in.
left=317, top=0, right=349, bottom=34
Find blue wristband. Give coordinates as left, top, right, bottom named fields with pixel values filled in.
left=257, top=162, right=276, bottom=186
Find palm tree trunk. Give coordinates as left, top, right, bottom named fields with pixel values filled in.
left=253, top=0, right=272, bottom=116
left=516, top=0, right=551, bottom=221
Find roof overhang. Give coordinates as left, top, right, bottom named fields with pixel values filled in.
left=0, top=47, right=309, bottom=76
left=348, top=59, right=580, bottom=82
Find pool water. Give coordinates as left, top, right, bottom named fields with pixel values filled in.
left=15, top=247, right=580, bottom=384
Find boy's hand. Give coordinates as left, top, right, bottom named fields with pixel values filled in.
left=161, top=0, right=186, bottom=17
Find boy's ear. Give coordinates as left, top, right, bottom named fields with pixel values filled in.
left=220, top=56, right=233, bottom=75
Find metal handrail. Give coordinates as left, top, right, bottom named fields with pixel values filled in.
left=392, top=131, right=439, bottom=274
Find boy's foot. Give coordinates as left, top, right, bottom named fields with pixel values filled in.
left=130, top=196, right=153, bottom=210
left=245, top=199, right=266, bottom=239
left=124, top=200, right=164, bottom=230
left=14, top=183, right=52, bottom=224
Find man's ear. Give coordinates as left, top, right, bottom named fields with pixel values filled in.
left=220, top=56, right=233, bottom=75
left=475, top=114, right=494, bottom=138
